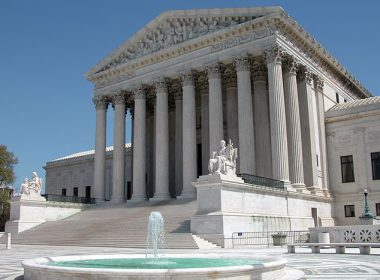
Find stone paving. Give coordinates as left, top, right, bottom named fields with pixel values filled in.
left=0, top=244, right=379, bottom=279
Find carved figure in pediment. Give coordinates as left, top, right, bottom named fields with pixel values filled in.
left=208, top=20, right=221, bottom=32
left=164, top=25, right=175, bottom=47
left=187, top=22, right=195, bottom=39
left=174, top=21, right=184, bottom=43
left=198, top=20, right=209, bottom=36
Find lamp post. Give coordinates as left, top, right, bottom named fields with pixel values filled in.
left=362, top=189, right=373, bottom=219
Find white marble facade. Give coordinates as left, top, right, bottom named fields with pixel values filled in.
left=44, top=7, right=376, bottom=228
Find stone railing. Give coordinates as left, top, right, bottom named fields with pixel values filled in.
left=310, top=225, right=380, bottom=243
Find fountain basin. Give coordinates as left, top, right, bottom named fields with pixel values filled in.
left=22, top=253, right=303, bottom=280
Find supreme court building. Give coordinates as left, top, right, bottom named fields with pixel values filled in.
left=45, top=7, right=380, bottom=230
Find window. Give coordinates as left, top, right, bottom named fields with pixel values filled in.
left=376, top=203, right=380, bottom=216
left=344, top=99, right=347, bottom=103
left=336, top=92, right=340, bottom=103
left=344, top=205, right=355, bottom=217
left=371, top=152, right=380, bottom=180
left=62, top=188, right=66, bottom=196
left=341, top=155, right=355, bottom=183
left=73, top=187, right=79, bottom=197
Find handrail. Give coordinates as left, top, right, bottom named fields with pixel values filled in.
left=237, top=173, right=285, bottom=191
left=42, top=194, right=95, bottom=204
left=232, top=231, right=310, bottom=247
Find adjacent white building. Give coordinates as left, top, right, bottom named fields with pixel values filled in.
left=44, top=7, right=379, bottom=232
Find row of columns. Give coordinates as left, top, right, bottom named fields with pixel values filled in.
left=92, top=45, right=325, bottom=202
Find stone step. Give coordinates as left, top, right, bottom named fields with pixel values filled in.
left=8, top=198, right=199, bottom=249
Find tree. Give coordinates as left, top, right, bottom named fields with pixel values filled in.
left=0, top=145, right=18, bottom=186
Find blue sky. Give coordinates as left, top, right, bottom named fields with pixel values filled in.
left=1, top=0, right=379, bottom=192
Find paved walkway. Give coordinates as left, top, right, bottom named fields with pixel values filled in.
left=0, top=245, right=380, bottom=279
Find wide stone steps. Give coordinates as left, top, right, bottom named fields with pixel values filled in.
left=6, top=198, right=199, bottom=249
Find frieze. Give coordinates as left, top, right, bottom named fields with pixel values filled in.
left=97, top=16, right=258, bottom=73
left=210, top=27, right=275, bottom=53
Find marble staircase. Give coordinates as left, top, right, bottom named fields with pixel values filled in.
left=5, top=198, right=200, bottom=249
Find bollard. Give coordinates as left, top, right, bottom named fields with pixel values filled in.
left=6, top=233, right=11, bottom=249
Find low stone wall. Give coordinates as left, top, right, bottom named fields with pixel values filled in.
left=310, top=225, right=380, bottom=243
left=5, top=195, right=88, bottom=234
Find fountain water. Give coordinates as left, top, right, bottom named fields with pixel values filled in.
left=22, top=211, right=303, bottom=279
left=146, top=211, right=165, bottom=259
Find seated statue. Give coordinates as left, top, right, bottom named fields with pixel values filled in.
left=21, top=172, right=43, bottom=196
left=208, top=139, right=238, bottom=176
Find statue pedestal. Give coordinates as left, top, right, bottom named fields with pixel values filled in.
left=5, top=194, right=47, bottom=234
left=359, top=216, right=380, bottom=225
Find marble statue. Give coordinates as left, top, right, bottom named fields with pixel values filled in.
left=21, top=172, right=43, bottom=196
left=208, top=139, right=238, bottom=176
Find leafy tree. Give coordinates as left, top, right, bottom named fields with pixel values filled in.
left=0, top=145, right=17, bottom=230
left=0, top=145, right=18, bottom=186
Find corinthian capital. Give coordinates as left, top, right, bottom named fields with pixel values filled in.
left=111, top=91, right=126, bottom=105
left=283, top=56, right=299, bottom=75
left=251, top=57, right=267, bottom=82
left=180, top=70, right=195, bottom=86
left=206, top=62, right=222, bottom=79
left=314, top=75, right=324, bottom=92
left=222, top=65, right=237, bottom=87
left=92, top=96, right=108, bottom=110
left=132, top=84, right=146, bottom=100
left=265, top=45, right=285, bottom=65
left=297, top=66, right=313, bottom=85
left=233, top=55, right=250, bottom=72
left=154, top=78, right=168, bottom=93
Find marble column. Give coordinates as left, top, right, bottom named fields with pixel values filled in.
left=111, top=92, right=126, bottom=203
left=234, top=55, right=255, bottom=175
left=174, top=91, right=183, bottom=196
left=265, top=46, right=290, bottom=183
left=180, top=71, right=197, bottom=198
left=252, top=59, right=272, bottom=178
left=223, top=65, right=239, bottom=154
left=197, top=75, right=209, bottom=175
left=93, top=97, right=108, bottom=203
left=207, top=62, right=224, bottom=156
left=283, top=57, right=305, bottom=190
left=297, top=66, right=319, bottom=190
left=153, top=79, right=170, bottom=200
left=131, top=86, right=146, bottom=201
left=314, top=76, right=330, bottom=196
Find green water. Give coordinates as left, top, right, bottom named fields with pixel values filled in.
left=48, top=258, right=261, bottom=269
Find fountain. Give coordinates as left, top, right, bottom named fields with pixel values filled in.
left=22, top=211, right=303, bottom=279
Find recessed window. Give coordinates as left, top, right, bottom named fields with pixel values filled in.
left=336, top=93, right=340, bottom=103
left=371, top=152, right=380, bottom=180
left=341, top=155, right=355, bottom=183
left=62, top=188, right=66, bottom=196
left=73, top=187, right=79, bottom=197
left=344, top=205, right=355, bottom=217
left=376, top=203, right=380, bottom=216
left=344, top=99, right=347, bottom=103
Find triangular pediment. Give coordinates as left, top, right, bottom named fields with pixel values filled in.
left=86, top=7, right=283, bottom=78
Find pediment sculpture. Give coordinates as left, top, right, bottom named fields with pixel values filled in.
left=21, top=172, right=43, bottom=196
left=98, top=16, right=258, bottom=73
left=208, top=139, right=238, bottom=177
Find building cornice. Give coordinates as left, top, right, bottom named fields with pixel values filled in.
left=86, top=7, right=372, bottom=99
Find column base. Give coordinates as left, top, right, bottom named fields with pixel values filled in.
left=150, top=193, right=171, bottom=201
left=109, top=197, right=126, bottom=204
left=306, top=186, right=325, bottom=196
left=292, top=183, right=311, bottom=194
left=323, top=189, right=332, bottom=198
left=177, top=191, right=197, bottom=199
left=130, top=194, right=147, bottom=202
left=283, top=181, right=297, bottom=192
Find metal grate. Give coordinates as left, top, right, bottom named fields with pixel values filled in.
left=231, top=231, right=310, bottom=247
left=237, top=173, right=285, bottom=191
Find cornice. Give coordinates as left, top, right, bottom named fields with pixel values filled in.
left=88, top=8, right=372, bottom=99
